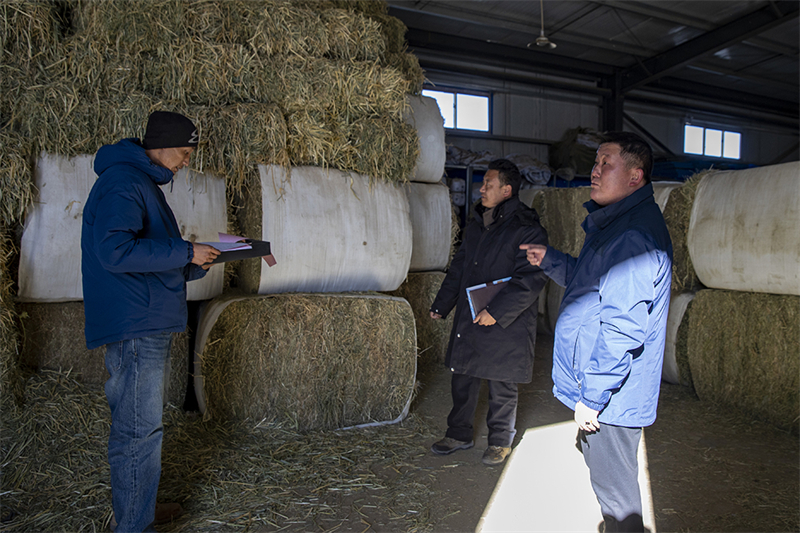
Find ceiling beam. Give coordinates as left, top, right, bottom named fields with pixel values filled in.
left=592, top=0, right=799, bottom=57
left=619, top=1, right=800, bottom=93
left=403, top=28, right=613, bottom=80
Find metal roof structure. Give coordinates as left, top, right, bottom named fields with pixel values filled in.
left=387, top=0, right=799, bottom=131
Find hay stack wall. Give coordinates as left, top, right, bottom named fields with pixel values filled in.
left=1, top=1, right=426, bottom=394
left=687, top=162, right=800, bottom=296
left=194, top=293, right=416, bottom=430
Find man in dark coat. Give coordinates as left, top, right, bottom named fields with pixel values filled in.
left=429, top=158, right=548, bottom=466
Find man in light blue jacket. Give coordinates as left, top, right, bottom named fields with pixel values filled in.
left=521, top=131, right=672, bottom=532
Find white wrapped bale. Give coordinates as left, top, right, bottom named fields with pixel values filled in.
left=688, top=162, right=800, bottom=296
left=405, top=182, right=451, bottom=272
left=237, top=165, right=412, bottom=294
left=163, top=170, right=227, bottom=301
left=662, top=291, right=695, bottom=386
left=18, top=154, right=226, bottom=302
left=193, top=293, right=417, bottom=430
left=19, top=154, right=94, bottom=302
left=403, top=95, right=446, bottom=183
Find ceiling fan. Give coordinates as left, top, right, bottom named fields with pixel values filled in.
left=528, top=0, right=557, bottom=49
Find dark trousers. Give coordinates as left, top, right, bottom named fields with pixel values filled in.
left=444, top=373, right=518, bottom=447
left=578, top=424, right=644, bottom=533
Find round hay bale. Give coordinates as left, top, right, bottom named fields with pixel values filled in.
left=688, top=162, right=800, bottom=296
left=387, top=272, right=452, bottom=367
left=662, top=174, right=707, bottom=293
left=662, top=291, right=695, bottom=386
left=405, top=182, right=451, bottom=272
left=18, top=302, right=188, bottom=406
left=531, top=186, right=592, bottom=257
left=193, top=293, right=417, bottom=430
left=403, top=95, right=445, bottom=183
left=687, top=290, right=800, bottom=433
left=236, top=165, right=412, bottom=294
left=321, top=8, right=385, bottom=62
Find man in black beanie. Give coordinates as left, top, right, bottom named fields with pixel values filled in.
left=81, top=111, right=220, bottom=532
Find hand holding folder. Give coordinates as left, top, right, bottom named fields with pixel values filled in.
left=466, top=277, right=512, bottom=321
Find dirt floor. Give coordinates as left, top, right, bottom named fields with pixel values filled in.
left=410, top=334, right=800, bottom=533
left=2, top=332, right=797, bottom=532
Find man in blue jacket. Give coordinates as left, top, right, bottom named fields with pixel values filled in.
left=82, top=111, right=220, bottom=532
left=521, top=132, right=672, bottom=532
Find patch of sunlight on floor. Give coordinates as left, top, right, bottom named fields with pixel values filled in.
left=476, top=421, right=656, bottom=533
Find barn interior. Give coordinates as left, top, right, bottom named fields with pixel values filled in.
left=1, top=1, right=798, bottom=532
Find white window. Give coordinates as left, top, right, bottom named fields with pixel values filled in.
left=684, top=124, right=741, bottom=160
left=422, top=89, right=490, bottom=132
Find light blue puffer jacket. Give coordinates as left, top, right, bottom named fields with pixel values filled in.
left=541, top=183, right=672, bottom=427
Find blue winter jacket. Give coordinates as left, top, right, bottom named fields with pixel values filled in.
left=81, top=138, right=206, bottom=349
left=540, top=183, right=672, bottom=427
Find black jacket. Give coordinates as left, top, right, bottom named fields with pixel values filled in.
left=431, top=196, right=548, bottom=383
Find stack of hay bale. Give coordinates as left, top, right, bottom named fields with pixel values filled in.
left=531, top=164, right=800, bottom=434
left=1, top=0, right=447, bottom=430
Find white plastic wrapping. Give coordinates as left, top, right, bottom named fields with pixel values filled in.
left=405, top=182, right=451, bottom=272
left=688, top=162, right=800, bottom=296
left=404, top=95, right=446, bottom=183
left=243, top=165, right=412, bottom=294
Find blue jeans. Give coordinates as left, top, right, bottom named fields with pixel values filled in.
left=105, top=332, right=172, bottom=533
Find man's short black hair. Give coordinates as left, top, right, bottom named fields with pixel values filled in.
left=488, top=158, right=523, bottom=196
left=602, top=131, right=653, bottom=184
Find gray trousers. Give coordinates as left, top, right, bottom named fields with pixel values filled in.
left=578, top=424, right=644, bottom=533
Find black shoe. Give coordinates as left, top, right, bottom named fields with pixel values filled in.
left=430, top=437, right=474, bottom=455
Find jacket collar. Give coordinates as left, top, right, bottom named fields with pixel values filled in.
left=474, top=196, right=521, bottom=227
left=583, top=182, right=655, bottom=231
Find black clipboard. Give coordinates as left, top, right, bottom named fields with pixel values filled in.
left=209, top=239, right=276, bottom=266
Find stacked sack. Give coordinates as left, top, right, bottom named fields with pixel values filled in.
left=2, top=0, right=436, bottom=430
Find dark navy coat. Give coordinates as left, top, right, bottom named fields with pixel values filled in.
left=81, top=138, right=205, bottom=349
left=431, top=196, right=548, bottom=383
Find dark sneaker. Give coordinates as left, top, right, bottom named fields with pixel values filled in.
left=430, top=437, right=474, bottom=455
left=110, top=502, right=183, bottom=531
left=482, top=445, right=511, bottom=465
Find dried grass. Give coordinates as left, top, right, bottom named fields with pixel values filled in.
left=531, top=187, right=592, bottom=257
left=197, top=294, right=417, bottom=430
left=0, top=225, right=23, bottom=406
left=0, top=131, right=35, bottom=227
left=388, top=273, right=452, bottom=369
left=1, top=367, right=438, bottom=532
left=687, top=290, right=800, bottom=433
left=16, top=302, right=190, bottom=405
left=663, top=173, right=709, bottom=292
